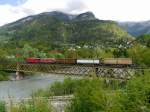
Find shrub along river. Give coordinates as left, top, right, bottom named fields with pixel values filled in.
left=0, top=73, right=71, bottom=99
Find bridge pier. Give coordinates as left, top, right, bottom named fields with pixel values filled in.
left=95, top=67, right=99, bottom=77
left=16, top=71, right=24, bottom=80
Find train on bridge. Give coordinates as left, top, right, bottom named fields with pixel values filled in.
left=26, top=58, right=133, bottom=67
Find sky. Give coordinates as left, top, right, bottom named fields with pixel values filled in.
left=0, top=0, right=150, bottom=26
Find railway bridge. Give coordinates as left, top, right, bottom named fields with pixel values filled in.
left=0, top=62, right=149, bottom=80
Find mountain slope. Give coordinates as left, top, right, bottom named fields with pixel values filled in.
left=137, top=34, right=150, bottom=47
left=0, top=11, right=133, bottom=49
left=118, top=21, right=150, bottom=37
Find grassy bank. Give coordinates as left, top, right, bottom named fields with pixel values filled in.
left=0, top=71, right=9, bottom=81
left=0, top=101, right=6, bottom=112
left=10, top=98, right=53, bottom=112
left=32, top=76, right=126, bottom=97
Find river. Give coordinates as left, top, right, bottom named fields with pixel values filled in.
left=0, top=73, right=74, bottom=99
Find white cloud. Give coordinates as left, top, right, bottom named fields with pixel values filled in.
left=0, top=5, right=26, bottom=25
left=84, top=0, right=150, bottom=21
left=62, top=0, right=88, bottom=14
left=0, top=0, right=150, bottom=26
left=23, top=0, right=66, bottom=13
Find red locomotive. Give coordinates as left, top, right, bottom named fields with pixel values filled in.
left=26, top=58, right=56, bottom=63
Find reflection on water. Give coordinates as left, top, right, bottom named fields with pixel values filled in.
left=0, top=74, right=71, bottom=99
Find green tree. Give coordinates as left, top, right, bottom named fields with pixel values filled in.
left=66, top=78, right=108, bottom=112
left=138, top=34, right=150, bottom=47
left=119, top=71, right=150, bottom=112
left=0, top=49, right=7, bottom=59
left=93, top=48, right=114, bottom=58
left=0, top=101, right=6, bottom=112
left=128, top=44, right=150, bottom=66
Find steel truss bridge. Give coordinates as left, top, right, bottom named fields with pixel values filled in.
left=0, top=63, right=150, bottom=80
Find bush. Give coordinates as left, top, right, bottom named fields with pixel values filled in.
left=33, top=76, right=124, bottom=97
left=11, top=98, right=52, bottom=112
left=32, top=71, right=150, bottom=112
left=66, top=71, right=150, bottom=112
left=66, top=78, right=107, bottom=112
left=0, top=101, right=6, bottom=112
left=118, top=71, right=150, bottom=112
left=0, top=71, right=9, bottom=81
left=33, top=77, right=81, bottom=97
left=50, top=77, right=81, bottom=96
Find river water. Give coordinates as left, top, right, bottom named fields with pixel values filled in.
left=0, top=73, right=73, bottom=99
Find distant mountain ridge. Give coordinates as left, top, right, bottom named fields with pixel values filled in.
left=0, top=11, right=133, bottom=49
left=118, top=21, right=150, bottom=37
left=2, top=11, right=96, bottom=29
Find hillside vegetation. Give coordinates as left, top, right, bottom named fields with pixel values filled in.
left=0, top=11, right=132, bottom=50
left=137, top=34, right=150, bottom=47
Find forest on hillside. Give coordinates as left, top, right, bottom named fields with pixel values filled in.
left=0, top=34, right=149, bottom=66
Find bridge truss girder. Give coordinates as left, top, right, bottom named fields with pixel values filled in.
left=0, top=63, right=149, bottom=80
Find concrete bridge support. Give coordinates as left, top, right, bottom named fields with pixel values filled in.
left=95, top=67, right=99, bottom=77
left=16, top=71, right=24, bottom=80
left=15, top=63, right=25, bottom=80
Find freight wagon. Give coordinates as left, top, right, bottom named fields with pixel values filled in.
left=77, top=59, right=100, bottom=64
left=103, top=58, right=132, bottom=66
left=55, top=59, right=76, bottom=64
